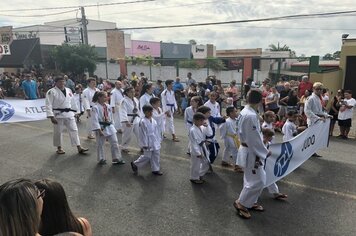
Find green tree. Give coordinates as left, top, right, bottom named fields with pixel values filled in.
left=333, top=51, right=341, bottom=59
left=188, top=39, right=197, bottom=45
left=323, top=53, right=333, bottom=60
left=51, top=44, right=98, bottom=75
left=206, top=57, right=226, bottom=70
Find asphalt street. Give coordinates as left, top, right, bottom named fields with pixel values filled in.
left=0, top=116, right=355, bottom=236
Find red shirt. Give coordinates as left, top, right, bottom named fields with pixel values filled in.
left=298, top=81, right=313, bottom=98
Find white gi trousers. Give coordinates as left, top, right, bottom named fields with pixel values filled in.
left=222, top=140, right=238, bottom=163
left=165, top=112, right=175, bottom=135
left=53, top=117, right=80, bottom=147
left=266, top=183, right=279, bottom=194
left=238, top=166, right=266, bottom=208
left=86, top=115, right=95, bottom=137
left=190, top=155, right=210, bottom=180
left=133, top=150, right=160, bottom=172
left=120, top=123, right=139, bottom=150
left=95, top=132, right=122, bottom=162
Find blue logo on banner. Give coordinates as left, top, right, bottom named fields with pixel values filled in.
left=0, top=101, right=15, bottom=121
left=274, top=142, right=294, bottom=177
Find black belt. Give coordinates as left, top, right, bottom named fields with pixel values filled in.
left=99, top=121, right=112, bottom=129
left=187, top=120, right=193, bottom=124
left=53, top=108, right=77, bottom=113
left=241, top=143, right=248, bottom=147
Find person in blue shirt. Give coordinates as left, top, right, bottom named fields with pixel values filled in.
left=21, top=74, right=39, bottom=100
left=173, top=77, right=185, bottom=115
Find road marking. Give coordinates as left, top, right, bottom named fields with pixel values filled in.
left=10, top=122, right=356, bottom=201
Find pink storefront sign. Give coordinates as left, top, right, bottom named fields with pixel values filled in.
left=126, top=40, right=161, bottom=57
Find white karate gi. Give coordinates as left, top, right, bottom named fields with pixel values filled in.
left=220, top=117, right=239, bottom=163
left=119, top=96, right=140, bottom=150
left=161, top=89, right=177, bottom=135
left=133, top=117, right=161, bottom=172
left=304, top=93, right=328, bottom=126
left=45, top=86, right=80, bottom=147
left=189, top=124, right=213, bottom=180
left=139, top=93, right=155, bottom=116
left=152, top=107, right=165, bottom=141
left=110, top=87, right=124, bottom=130
left=83, top=87, right=99, bottom=136
left=91, top=103, right=123, bottom=162
left=236, top=105, right=269, bottom=208
left=184, top=106, right=195, bottom=152
left=73, top=93, right=84, bottom=115
left=204, top=100, right=221, bottom=118
left=282, top=119, right=297, bottom=142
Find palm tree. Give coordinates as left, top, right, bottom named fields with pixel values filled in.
left=268, top=42, right=296, bottom=58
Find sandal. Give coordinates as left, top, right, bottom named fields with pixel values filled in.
left=250, top=203, right=264, bottom=212
left=172, top=138, right=180, bottom=142
left=274, top=193, right=288, bottom=200
left=56, top=149, right=65, bottom=154
left=78, top=147, right=89, bottom=154
left=233, top=202, right=251, bottom=219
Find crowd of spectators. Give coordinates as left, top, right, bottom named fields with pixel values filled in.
left=1, top=70, right=354, bottom=138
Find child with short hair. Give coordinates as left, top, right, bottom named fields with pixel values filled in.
left=189, top=112, right=213, bottom=184
left=131, top=104, right=163, bottom=176
left=91, top=91, right=125, bottom=165
left=220, top=106, right=243, bottom=172
left=196, top=106, right=226, bottom=166
left=282, top=110, right=298, bottom=142
left=150, top=97, right=167, bottom=141
left=262, top=128, right=288, bottom=200
left=74, top=84, right=84, bottom=122
left=184, top=96, right=203, bottom=155
left=262, top=111, right=276, bottom=143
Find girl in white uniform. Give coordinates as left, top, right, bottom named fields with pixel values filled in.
left=92, top=91, right=125, bottom=165
left=184, top=96, right=203, bottom=155
left=83, top=78, right=99, bottom=139
left=161, top=80, right=179, bottom=142
left=139, top=83, right=155, bottom=116
left=220, top=106, right=243, bottom=172
left=119, top=87, right=140, bottom=152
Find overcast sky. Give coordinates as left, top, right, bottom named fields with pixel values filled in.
left=1, top=0, right=356, bottom=56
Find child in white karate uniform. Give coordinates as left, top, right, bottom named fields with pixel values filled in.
left=220, top=106, right=243, bottom=172
left=150, top=97, right=167, bottom=141
left=131, top=105, right=163, bottom=176
left=282, top=110, right=298, bottom=142
left=91, top=91, right=125, bottom=165
left=119, top=87, right=140, bottom=153
left=262, top=128, right=288, bottom=200
left=184, top=96, right=203, bottom=155
left=189, top=112, right=213, bottom=184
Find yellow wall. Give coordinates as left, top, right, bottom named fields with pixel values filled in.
left=310, top=70, right=342, bottom=100
left=339, top=41, right=356, bottom=87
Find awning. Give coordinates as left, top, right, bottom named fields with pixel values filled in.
left=0, top=38, right=41, bottom=68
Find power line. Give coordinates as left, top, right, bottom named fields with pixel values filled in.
left=1, top=0, right=155, bottom=12
left=117, top=9, right=356, bottom=30
left=0, top=9, right=78, bottom=18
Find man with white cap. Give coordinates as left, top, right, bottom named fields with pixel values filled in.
left=298, top=75, right=313, bottom=98
left=304, top=82, right=331, bottom=157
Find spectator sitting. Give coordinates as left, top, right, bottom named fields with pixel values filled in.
left=22, top=73, right=39, bottom=100
left=0, top=178, right=44, bottom=236
left=35, top=179, right=92, bottom=236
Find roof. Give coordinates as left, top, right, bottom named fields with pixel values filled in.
left=0, top=38, right=40, bottom=68
left=270, top=70, right=307, bottom=77
left=292, top=60, right=339, bottom=67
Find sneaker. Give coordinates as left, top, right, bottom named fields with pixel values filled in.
left=190, top=179, right=204, bottom=184
left=98, top=159, right=107, bottom=165
left=112, top=159, right=126, bottom=165
left=87, top=135, right=95, bottom=139
left=130, top=161, right=138, bottom=174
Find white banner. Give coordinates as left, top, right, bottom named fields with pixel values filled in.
left=0, top=99, right=47, bottom=123
left=265, top=119, right=330, bottom=187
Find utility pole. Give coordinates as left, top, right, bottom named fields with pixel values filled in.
left=81, top=7, right=89, bottom=45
